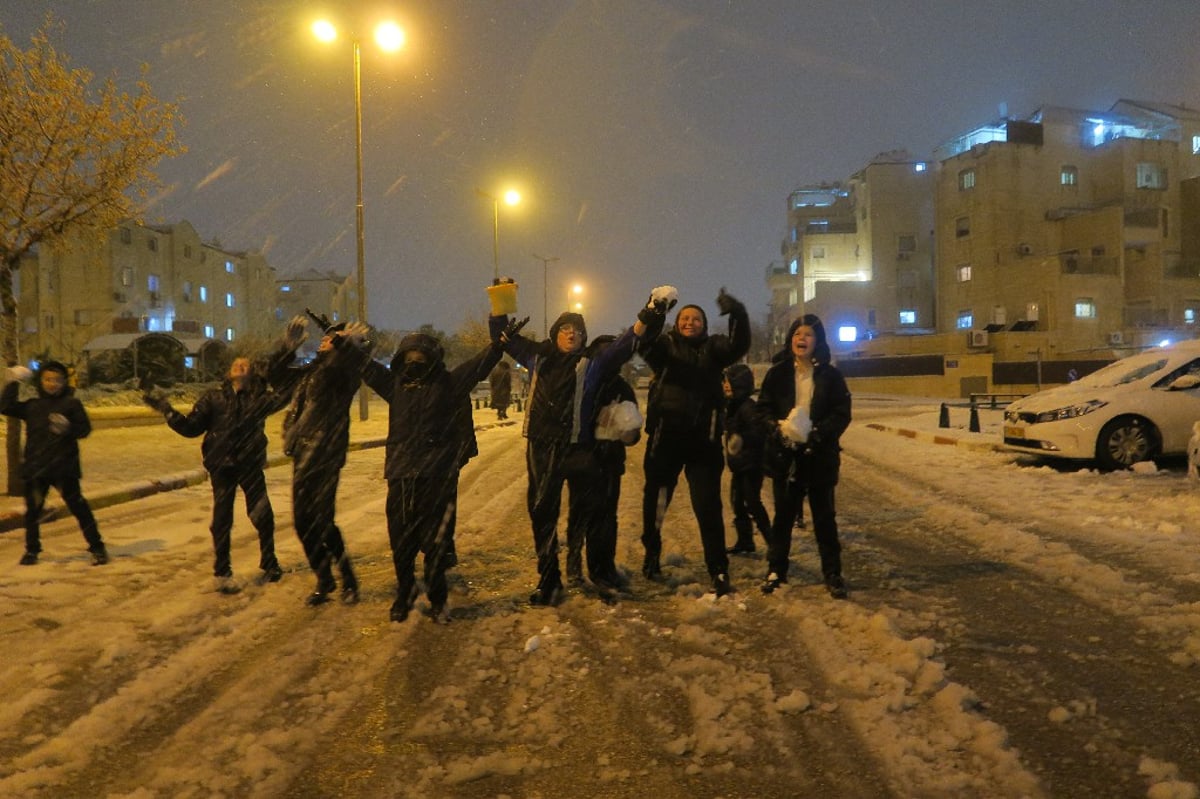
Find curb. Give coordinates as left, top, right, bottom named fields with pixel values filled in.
left=863, top=422, right=1003, bottom=453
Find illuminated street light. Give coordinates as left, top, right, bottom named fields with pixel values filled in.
left=312, top=16, right=405, bottom=420
left=569, top=283, right=584, bottom=313
left=531, top=253, right=559, bottom=338
left=477, top=187, right=521, bottom=281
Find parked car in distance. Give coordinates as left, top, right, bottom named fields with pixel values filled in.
left=1003, top=339, right=1200, bottom=470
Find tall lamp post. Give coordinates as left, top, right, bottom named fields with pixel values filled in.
left=531, top=253, right=559, bottom=338
left=313, top=17, right=405, bottom=421
left=477, top=187, right=520, bottom=281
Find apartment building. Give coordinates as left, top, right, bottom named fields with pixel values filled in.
left=18, top=219, right=279, bottom=379
left=274, top=268, right=357, bottom=332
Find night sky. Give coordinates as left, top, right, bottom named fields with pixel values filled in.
left=4, top=1, right=1199, bottom=339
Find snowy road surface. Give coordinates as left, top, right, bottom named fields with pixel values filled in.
left=0, top=396, right=1197, bottom=798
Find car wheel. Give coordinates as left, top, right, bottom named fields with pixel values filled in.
left=1095, top=416, right=1159, bottom=470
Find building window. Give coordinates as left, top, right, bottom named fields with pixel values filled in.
left=184, top=245, right=192, bottom=259
left=1061, top=165, right=1078, bottom=186
left=899, top=310, right=916, bottom=325
left=914, top=162, right=927, bottom=172
left=225, top=327, right=235, bottom=341
left=1136, top=162, right=1167, bottom=189
left=120, top=228, right=132, bottom=244
left=225, top=260, right=235, bottom=274
left=1074, top=299, right=1096, bottom=318
left=74, top=309, right=92, bottom=325
left=120, top=267, right=133, bottom=287
left=182, top=281, right=193, bottom=302
left=199, top=285, right=208, bottom=303
left=956, top=312, right=973, bottom=330
left=837, top=326, right=857, bottom=342
left=225, top=292, right=235, bottom=308
left=280, top=284, right=291, bottom=292
left=787, top=288, right=798, bottom=306
left=1185, top=306, right=1198, bottom=325
left=956, top=264, right=972, bottom=282
left=897, top=234, right=916, bottom=258
left=1091, top=245, right=1106, bottom=257
left=788, top=259, right=799, bottom=275
left=148, top=274, right=160, bottom=292
left=1162, top=209, right=1170, bottom=237
left=204, top=324, right=215, bottom=338
left=955, top=216, right=970, bottom=238
left=148, top=238, right=157, bottom=252
left=1193, top=135, right=1200, bottom=155
left=811, top=246, right=826, bottom=260
left=958, top=168, right=976, bottom=190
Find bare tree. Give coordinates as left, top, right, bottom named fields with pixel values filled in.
left=0, top=16, right=184, bottom=493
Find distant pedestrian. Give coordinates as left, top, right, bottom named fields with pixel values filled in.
left=144, top=348, right=295, bottom=593
left=638, top=288, right=750, bottom=597
left=358, top=317, right=502, bottom=624
left=757, top=314, right=852, bottom=599
left=488, top=361, right=513, bottom=420
left=277, top=315, right=370, bottom=606
left=722, top=363, right=771, bottom=555
left=1, top=360, right=108, bottom=566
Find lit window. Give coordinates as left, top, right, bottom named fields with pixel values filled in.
left=226, top=327, right=235, bottom=341
left=958, top=169, right=976, bottom=190
left=1185, top=307, right=1197, bottom=325
left=787, top=288, right=798, bottom=305
left=225, top=293, right=235, bottom=308
left=1136, top=162, right=1166, bottom=189
left=1193, top=135, right=1200, bottom=155
left=956, top=264, right=972, bottom=282
left=913, top=162, right=926, bottom=172
left=121, top=267, right=133, bottom=287
left=184, top=356, right=195, bottom=369
left=225, top=260, right=235, bottom=274
left=182, top=281, right=192, bottom=302
left=199, top=285, right=208, bottom=303
left=1074, top=299, right=1096, bottom=318
left=837, top=326, right=857, bottom=342
left=146, top=317, right=162, bottom=331
left=204, top=324, right=215, bottom=337
left=147, top=274, right=160, bottom=292
left=899, top=310, right=916, bottom=325
left=956, top=312, right=973, bottom=330
left=788, top=259, right=799, bottom=275
left=1061, top=165, right=1078, bottom=186
left=281, top=284, right=291, bottom=292
left=955, top=216, right=970, bottom=238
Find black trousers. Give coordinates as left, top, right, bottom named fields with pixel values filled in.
left=386, top=474, right=457, bottom=610
left=768, top=475, right=840, bottom=581
left=729, top=468, right=771, bottom=545
left=641, top=429, right=729, bottom=578
left=526, top=441, right=606, bottom=593
left=291, top=446, right=349, bottom=580
left=23, top=475, right=103, bottom=555
left=209, top=467, right=277, bottom=578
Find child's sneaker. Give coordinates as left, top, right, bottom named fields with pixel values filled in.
left=19, top=551, right=38, bottom=566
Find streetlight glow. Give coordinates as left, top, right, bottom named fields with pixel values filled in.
left=312, top=19, right=337, bottom=42
left=374, top=21, right=405, bottom=51
left=503, top=189, right=521, bottom=206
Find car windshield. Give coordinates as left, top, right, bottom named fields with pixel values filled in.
left=1075, top=355, right=1169, bottom=388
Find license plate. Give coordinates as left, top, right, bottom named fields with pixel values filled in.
left=1004, top=425, right=1024, bottom=438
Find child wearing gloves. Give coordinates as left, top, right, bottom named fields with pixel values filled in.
left=756, top=314, right=852, bottom=598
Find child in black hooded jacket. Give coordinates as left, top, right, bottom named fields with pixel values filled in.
left=722, top=363, right=771, bottom=555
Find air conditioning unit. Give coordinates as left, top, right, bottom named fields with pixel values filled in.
left=967, top=330, right=989, bottom=348
left=1108, top=331, right=1125, bottom=345
left=1017, top=243, right=1034, bottom=256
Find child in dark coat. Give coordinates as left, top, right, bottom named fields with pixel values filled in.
left=722, top=363, right=771, bottom=554
left=1, top=360, right=108, bottom=566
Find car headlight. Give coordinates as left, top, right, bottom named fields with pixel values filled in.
left=1033, top=399, right=1107, bottom=423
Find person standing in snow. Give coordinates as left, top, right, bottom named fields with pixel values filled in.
left=1, top=360, right=108, bottom=566
left=358, top=323, right=502, bottom=623
left=491, top=288, right=666, bottom=606
left=143, top=346, right=295, bottom=593
left=722, top=363, right=771, bottom=555
left=638, top=288, right=750, bottom=597
left=277, top=315, right=370, bottom=606
left=488, top=360, right=513, bottom=420
left=757, top=314, right=852, bottom=599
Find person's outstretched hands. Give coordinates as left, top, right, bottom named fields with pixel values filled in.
left=6, top=365, right=32, bottom=383
left=638, top=285, right=678, bottom=324
left=716, top=287, right=741, bottom=316
left=336, top=321, right=371, bottom=348
left=501, top=316, right=530, bottom=344
left=283, top=315, right=308, bottom=349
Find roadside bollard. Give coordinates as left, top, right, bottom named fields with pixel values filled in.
left=969, top=404, right=981, bottom=433
left=939, top=403, right=950, bottom=428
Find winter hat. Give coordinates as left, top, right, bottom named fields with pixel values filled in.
left=391, top=332, right=445, bottom=372
left=549, top=312, right=587, bottom=346
left=323, top=322, right=347, bottom=334
left=38, top=360, right=69, bottom=377
left=673, top=304, right=708, bottom=337
left=776, top=313, right=831, bottom=366
left=723, top=363, right=754, bottom=399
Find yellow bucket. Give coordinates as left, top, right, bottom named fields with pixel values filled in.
left=487, top=281, right=519, bottom=316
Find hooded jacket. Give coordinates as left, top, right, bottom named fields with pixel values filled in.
left=639, top=298, right=750, bottom=441
left=0, top=361, right=91, bottom=480
left=279, top=336, right=362, bottom=462
left=361, top=333, right=502, bottom=480
left=722, top=363, right=767, bottom=474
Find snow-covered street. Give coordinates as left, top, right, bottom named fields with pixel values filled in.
left=0, top=395, right=1197, bottom=798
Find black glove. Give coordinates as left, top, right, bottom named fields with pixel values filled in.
left=716, top=287, right=740, bottom=316
left=638, top=295, right=677, bottom=325
left=501, top=316, right=530, bottom=343
left=142, top=393, right=171, bottom=415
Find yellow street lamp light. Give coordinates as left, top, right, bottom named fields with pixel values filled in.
left=477, top=187, right=521, bottom=281
left=312, top=16, right=405, bottom=421
left=569, top=283, right=584, bottom=313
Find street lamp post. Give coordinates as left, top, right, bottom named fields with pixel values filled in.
left=531, top=253, right=559, bottom=338
left=313, top=18, right=404, bottom=421
left=477, top=188, right=520, bottom=281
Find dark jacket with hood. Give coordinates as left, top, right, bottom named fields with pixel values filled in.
left=279, top=333, right=362, bottom=463
left=757, top=317, right=852, bottom=483
left=0, top=361, right=91, bottom=481
left=162, top=348, right=294, bottom=474
left=495, top=311, right=640, bottom=446
left=722, top=363, right=767, bottom=474
left=362, top=332, right=502, bottom=480
left=639, top=298, right=750, bottom=442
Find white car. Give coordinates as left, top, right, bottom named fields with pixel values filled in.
left=1003, top=339, right=1200, bottom=469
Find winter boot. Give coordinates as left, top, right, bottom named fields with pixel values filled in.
left=713, top=573, right=734, bottom=598
left=305, top=566, right=337, bottom=606
left=90, top=546, right=109, bottom=566
left=727, top=519, right=756, bottom=554
left=824, top=573, right=848, bottom=600
left=338, top=557, right=360, bottom=605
